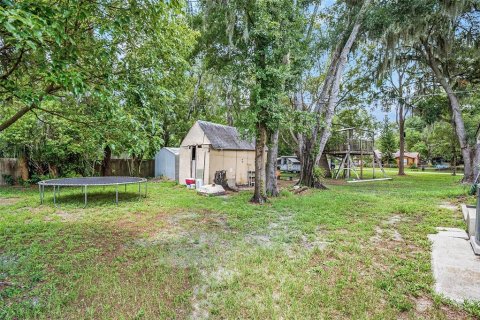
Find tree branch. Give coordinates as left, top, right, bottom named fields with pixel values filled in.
left=0, top=49, right=24, bottom=81
left=0, top=104, right=35, bottom=132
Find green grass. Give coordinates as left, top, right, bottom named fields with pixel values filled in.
left=0, top=174, right=478, bottom=319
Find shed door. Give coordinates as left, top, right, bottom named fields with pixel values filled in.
left=191, top=146, right=196, bottom=178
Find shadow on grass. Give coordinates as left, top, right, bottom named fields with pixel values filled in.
left=40, top=189, right=145, bottom=207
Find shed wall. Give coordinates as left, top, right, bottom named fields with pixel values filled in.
left=155, top=149, right=178, bottom=180
left=179, top=145, right=210, bottom=184
left=209, top=150, right=255, bottom=186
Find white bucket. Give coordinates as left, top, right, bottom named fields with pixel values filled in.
left=195, top=179, right=203, bottom=189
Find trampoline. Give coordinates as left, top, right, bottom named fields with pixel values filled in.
left=38, top=176, right=147, bottom=207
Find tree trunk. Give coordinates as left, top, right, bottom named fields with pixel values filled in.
left=299, top=138, right=316, bottom=186
left=18, top=149, right=29, bottom=182
left=451, top=116, right=457, bottom=176
left=163, top=124, right=170, bottom=148
left=266, top=129, right=279, bottom=197
left=315, top=14, right=364, bottom=162
left=188, top=72, right=203, bottom=120
left=299, top=0, right=370, bottom=187
left=474, top=139, right=480, bottom=182
left=226, top=81, right=234, bottom=126
left=297, top=2, right=369, bottom=187
left=100, top=145, right=112, bottom=176
left=251, top=123, right=267, bottom=204
left=422, top=40, right=473, bottom=182
left=48, top=164, right=59, bottom=178
left=398, top=101, right=406, bottom=175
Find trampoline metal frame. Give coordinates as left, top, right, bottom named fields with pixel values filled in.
left=38, top=177, right=147, bottom=207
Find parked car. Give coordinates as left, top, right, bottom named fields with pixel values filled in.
left=435, top=163, right=450, bottom=170
left=277, top=156, right=301, bottom=173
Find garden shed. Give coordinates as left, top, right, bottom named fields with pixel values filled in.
left=155, top=147, right=180, bottom=181
left=179, top=120, right=256, bottom=186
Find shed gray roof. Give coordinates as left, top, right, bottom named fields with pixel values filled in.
left=164, top=147, right=180, bottom=155
left=197, top=120, right=255, bottom=150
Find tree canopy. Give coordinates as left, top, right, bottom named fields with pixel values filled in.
left=1, top=0, right=479, bottom=191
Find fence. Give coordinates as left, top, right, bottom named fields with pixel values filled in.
left=94, top=159, right=155, bottom=178
left=0, top=158, right=21, bottom=185
left=0, top=158, right=154, bottom=185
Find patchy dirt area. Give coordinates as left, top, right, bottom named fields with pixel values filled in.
left=245, top=213, right=329, bottom=254
left=370, top=214, right=405, bottom=243
left=0, top=198, right=20, bottom=206
left=43, top=210, right=84, bottom=222
left=414, top=296, right=433, bottom=313
left=439, top=201, right=458, bottom=211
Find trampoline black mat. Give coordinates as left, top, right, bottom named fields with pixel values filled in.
left=38, top=176, right=147, bottom=186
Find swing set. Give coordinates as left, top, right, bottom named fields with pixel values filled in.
left=325, top=126, right=391, bottom=182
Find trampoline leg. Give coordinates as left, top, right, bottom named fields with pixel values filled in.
left=145, top=182, right=147, bottom=198
left=138, top=182, right=141, bottom=199
left=116, top=185, right=118, bottom=205
left=125, top=184, right=127, bottom=192
left=53, top=186, right=57, bottom=207
left=39, top=185, right=42, bottom=204
left=84, top=185, right=88, bottom=208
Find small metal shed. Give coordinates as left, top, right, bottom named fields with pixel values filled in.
left=277, top=156, right=301, bottom=173
left=155, top=147, right=180, bottom=181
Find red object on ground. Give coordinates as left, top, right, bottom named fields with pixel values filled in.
left=185, top=178, right=195, bottom=185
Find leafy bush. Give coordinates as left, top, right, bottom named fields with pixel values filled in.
left=409, top=163, right=418, bottom=170
left=28, top=174, right=47, bottom=184
left=2, top=174, right=15, bottom=185
left=17, top=178, right=30, bottom=187
left=313, top=166, right=326, bottom=184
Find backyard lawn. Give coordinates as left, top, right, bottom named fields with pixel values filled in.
left=1, top=173, right=479, bottom=319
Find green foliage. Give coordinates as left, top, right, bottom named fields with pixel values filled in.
left=0, top=0, right=197, bottom=176
left=379, top=117, right=397, bottom=163
left=405, top=114, right=461, bottom=164
left=313, top=166, right=326, bottom=184
left=198, top=0, right=307, bottom=132
left=1, top=174, right=14, bottom=185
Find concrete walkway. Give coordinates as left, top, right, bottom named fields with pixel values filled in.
left=428, top=227, right=480, bottom=303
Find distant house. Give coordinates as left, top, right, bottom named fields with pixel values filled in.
left=155, top=147, right=180, bottom=181
left=179, top=120, right=256, bottom=186
left=394, top=151, right=420, bottom=167
left=277, top=156, right=301, bottom=173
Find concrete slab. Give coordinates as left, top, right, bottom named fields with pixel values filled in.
left=196, top=184, right=226, bottom=196
left=462, top=205, right=477, bottom=237
left=428, top=227, right=480, bottom=303
left=471, top=236, right=480, bottom=255
left=461, top=204, right=474, bottom=221
left=461, top=204, right=478, bottom=237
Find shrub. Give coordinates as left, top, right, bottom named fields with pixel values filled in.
left=2, top=174, right=15, bottom=185
left=313, top=166, right=326, bottom=184
left=17, top=178, right=30, bottom=187
left=312, top=166, right=328, bottom=189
